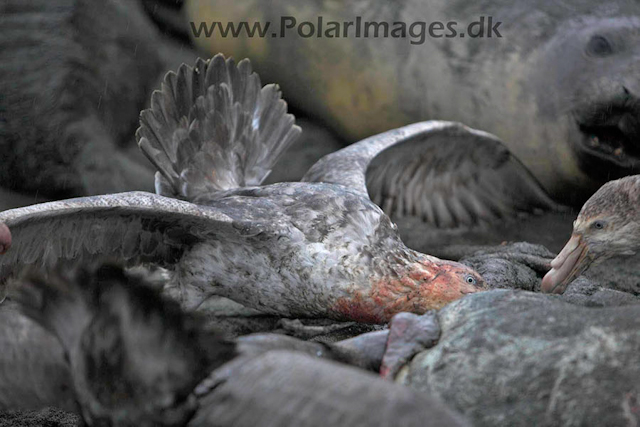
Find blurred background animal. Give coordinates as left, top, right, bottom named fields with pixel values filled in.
left=0, top=0, right=343, bottom=211
left=185, top=0, right=640, bottom=205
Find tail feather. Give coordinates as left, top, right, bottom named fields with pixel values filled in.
left=137, top=54, right=301, bottom=201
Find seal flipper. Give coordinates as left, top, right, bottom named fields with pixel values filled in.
left=137, top=54, right=301, bottom=201
left=305, top=121, right=564, bottom=229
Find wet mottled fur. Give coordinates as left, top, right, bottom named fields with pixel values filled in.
left=17, top=262, right=236, bottom=426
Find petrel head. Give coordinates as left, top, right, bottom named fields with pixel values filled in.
left=332, top=254, right=487, bottom=324
left=410, top=258, right=488, bottom=310
left=541, top=175, right=640, bottom=294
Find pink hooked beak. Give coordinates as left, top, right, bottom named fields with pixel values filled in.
left=541, top=233, right=593, bottom=294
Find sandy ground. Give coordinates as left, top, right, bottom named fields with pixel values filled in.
left=0, top=408, right=79, bottom=426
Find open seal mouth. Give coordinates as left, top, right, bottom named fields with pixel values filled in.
left=574, top=97, right=640, bottom=179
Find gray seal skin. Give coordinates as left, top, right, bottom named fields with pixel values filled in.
left=400, top=290, right=640, bottom=427
left=187, top=0, right=640, bottom=204
left=0, top=0, right=162, bottom=198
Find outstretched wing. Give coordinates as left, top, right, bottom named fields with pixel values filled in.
left=303, top=121, right=562, bottom=228
left=0, top=191, right=253, bottom=284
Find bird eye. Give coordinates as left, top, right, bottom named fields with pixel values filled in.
left=586, top=35, right=613, bottom=57
left=465, top=275, right=477, bottom=285
left=591, top=220, right=606, bottom=230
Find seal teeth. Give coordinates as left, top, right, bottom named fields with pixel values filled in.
left=577, top=98, right=640, bottom=162
left=580, top=123, right=627, bottom=154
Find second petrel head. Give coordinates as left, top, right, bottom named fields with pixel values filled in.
left=542, top=175, right=640, bottom=294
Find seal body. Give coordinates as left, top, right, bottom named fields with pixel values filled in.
left=187, top=0, right=640, bottom=204
left=0, top=0, right=162, bottom=197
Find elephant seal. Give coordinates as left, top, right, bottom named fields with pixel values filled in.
left=185, top=0, right=640, bottom=204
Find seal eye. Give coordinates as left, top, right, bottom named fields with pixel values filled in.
left=464, top=275, right=477, bottom=285
left=586, top=35, right=613, bottom=57
left=591, top=220, right=606, bottom=230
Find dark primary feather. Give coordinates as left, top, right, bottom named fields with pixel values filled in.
left=303, top=121, right=562, bottom=228
left=137, top=54, right=301, bottom=201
